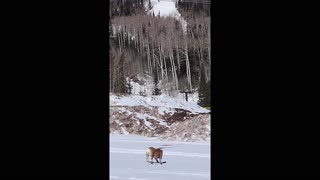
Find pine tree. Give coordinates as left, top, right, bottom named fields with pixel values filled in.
left=139, top=87, right=143, bottom=96
left=153, top=69, right=161, bottom=95
left=198, top=67, right=210, bottom=107
left=148, top=0, right=152, bottom=10
left=127, top=79, right=133, bottom=94
left=117, top=53, right=127, bottom=94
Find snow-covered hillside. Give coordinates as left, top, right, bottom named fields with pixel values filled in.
left=127, top=74, right=200, bottom=104
left=146, top=0, right=187, bottom=32
left=110, top=1, right=211, bottom=142
left=110, top=134, right=210, bottom=180
left=147, top=0, right=179, bottom=17
left=110, top=94, right=209, bottom=114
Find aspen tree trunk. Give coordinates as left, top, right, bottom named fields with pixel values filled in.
left=201, top=21, right=210, bottom=82
left=158, top=42, right=164, bottom=80
left=134, top=28, right=138, bottom=50
left=170, top=54, right=174, bottom=85
left=199, top=25, right=204, bottom=72
left=160, top=40, right=168, bottom=83
left=176, top=38, right=180, bottom=73
left=184, top=39, right=192, bottom=91
left=137, top=31, right=140, bottom=53
left=208, top=18, right=211, bottom=80
left=163, top=53, right=168, bottom=84
left=118, top=33, right=122, bottom=53
left=141, top=22, right=145, bottom=55
left=128, top=27, right=130, bottom=45
left=120, top=30, right=124, bottom=51
left=123, top=29, right=126, bottom=48
left=170, top=49, right=179, bottom=90
left=152, top=42, right=156, bottom=69
left=140, top=25, right=144, bottom=54
left=146, top=38, right=152, bottom=74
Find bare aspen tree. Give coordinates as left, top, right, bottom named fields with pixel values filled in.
left=109, top=3, right=211, bottom=95
left=158, top=41, right=164, bottom=80
left=208, top=20, right=210, bottom=61
left=118, top=31, right=122, bottom=53
left=175, top=38, right=180, bottom=73
left=146, top=37, right=152, bottom=74
left=162, top=47, right=168, bottom=84
left=184, top=37, right=192, bottom=91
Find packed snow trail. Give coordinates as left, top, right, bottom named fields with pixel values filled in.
left=110, top=135, right=210, bottom=180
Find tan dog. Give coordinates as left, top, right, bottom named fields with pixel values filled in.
left=146, top=147, right=163, bottom=164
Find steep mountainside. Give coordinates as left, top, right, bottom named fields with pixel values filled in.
left=109, top=0, right=211, bottom=142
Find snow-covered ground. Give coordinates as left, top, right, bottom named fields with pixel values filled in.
left=126, top=74, right=204, bottom=109
left=110, top=94, right=209, bottom=115
left=110, top=134, right=211, bottom=180
left=127, top=75, right=154, bottom=97
left=127, top=74, right=199, bottom=103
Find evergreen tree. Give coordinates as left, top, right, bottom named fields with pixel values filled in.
left=148, top=0, right=152, bottom=10
left=198, top=68, right=210, bottom=107
left=139, top=87, right=143, bottom=96
left=127, top=79, right=133, bottom=94
left=153, top=70, right=161, bottom=95
left=117, top=53, right=127, bottom=94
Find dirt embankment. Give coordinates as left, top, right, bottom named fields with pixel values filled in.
left=110, top=106, right=210, bottom=142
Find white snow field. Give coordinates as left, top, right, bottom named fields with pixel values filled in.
left=110, top=134, right=211, bottom=180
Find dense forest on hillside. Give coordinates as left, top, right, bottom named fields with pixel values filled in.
left=109, top=0, right=211, bottom=106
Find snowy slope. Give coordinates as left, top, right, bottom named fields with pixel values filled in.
left=128, top=74, right=154, bottom=97
left=110, top=94, right=209, bottom=114
left=146, top=0, right=187, bottom=32
left=113, top=74, right=208, bottom=114
left=110, top=134, right=211, bottom=180
left=148, top=0, right=179, bottom=17
left=128, top=74, right=199, bottom=104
